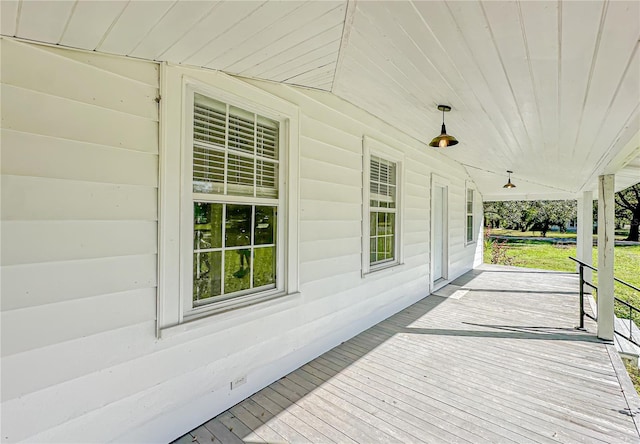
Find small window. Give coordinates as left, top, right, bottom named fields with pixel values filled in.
left=369, top=156, right=397, bottom=266
left=466, top=188, right=474, bottom=243
left=191, top=94, right=280, bottom=306
left=362, top=137, right=403, bottom=275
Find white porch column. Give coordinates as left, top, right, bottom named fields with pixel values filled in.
left=597, top=174, right=615, bottom=341
left=576, top=191, right=593, bottom=291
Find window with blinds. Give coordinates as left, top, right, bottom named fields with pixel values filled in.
left=369, top=156, right=397, bottom=266
left=193, top=93, right=279, bottom=198
left=191, top=93, right=280, bottom=306
left=466, top=189, right=474, bottom=242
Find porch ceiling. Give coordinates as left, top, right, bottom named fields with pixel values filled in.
left=1, top=0, right=638, bottom=200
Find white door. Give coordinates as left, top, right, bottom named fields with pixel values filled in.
left=432, top=185, right=447, bottom=282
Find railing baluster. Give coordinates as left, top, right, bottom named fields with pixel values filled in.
left=630, top=306, right=633, bottom=342
left=579, top=265, right=585, bottom=330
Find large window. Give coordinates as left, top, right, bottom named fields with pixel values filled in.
left=157, top=67, right=299, bottom=333
left=191, top=94, right=280, bottom=305
left=466, top=188, right=474, bottom=243
left=362, top=137, right=403, bottom=275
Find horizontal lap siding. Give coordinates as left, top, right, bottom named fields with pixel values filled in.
left=1, top=38, right=480, bottom=443
left=0, top=38, right=160, bottom=441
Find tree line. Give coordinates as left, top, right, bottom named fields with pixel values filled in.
left=484, top=183, right=640, bottom=241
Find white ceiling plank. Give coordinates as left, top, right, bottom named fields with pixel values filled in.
left=160, top=1, right=266, bottom=63
left=286, top=66, right=336, bottom=89
left=97, top=1, right=177, bottom=55
left=184, top=1, right=305, bottom=68
left=262, top=36, right=341, bottom=81
left=281, top=57, right=337, bottom=84
left=129, top=1, right=220, bottom=60
left=518, top=0, right=560, bottom=168
left=481, top=1, right=544, bottom=157
left=0, top=1, right=19, bottom=36
left=59, top=1, right=128, bottom=50
left=221, top=1, right=345, bottom=74
left=557, top=1, right=604, bottom=164
left=241, top=23, right=343, bottom=79
left=16, top=0, right=75, bottom=43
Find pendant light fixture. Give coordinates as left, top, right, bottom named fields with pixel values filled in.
left=503, top=170, right=516, bottom=188
left=429, top=105, right=459, bottom=148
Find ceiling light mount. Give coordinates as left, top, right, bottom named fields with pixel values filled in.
left=429, top=104, right=459, bottom=148
left=503, top=170, right=516, bottom=189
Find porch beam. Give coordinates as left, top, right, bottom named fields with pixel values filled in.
left=597, top=174, right=615, bottom=341
left=576, top=191, right=593, bottom=292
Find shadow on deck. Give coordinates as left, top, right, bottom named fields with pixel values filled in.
left=175, top=264, right=640, bottom=444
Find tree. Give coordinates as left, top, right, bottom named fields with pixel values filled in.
left=616, top=184, right=640, bottom=242
left=483, top=200, right=576, bottom=236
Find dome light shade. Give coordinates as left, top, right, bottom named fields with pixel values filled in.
left=429, top=105, right=458, bottom=148
left=503, top=170, right=516, bottom=188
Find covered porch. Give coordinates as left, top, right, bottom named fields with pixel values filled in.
left=177, top=264, right=640, bottom=444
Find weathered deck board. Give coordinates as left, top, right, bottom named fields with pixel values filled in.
left=176, top=265, right=640, bottom=443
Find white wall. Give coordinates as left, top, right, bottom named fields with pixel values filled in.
left=0, top=38, right=482, bottom=442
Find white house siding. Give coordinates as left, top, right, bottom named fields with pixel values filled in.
left=0, top=38, right=481, bottom=442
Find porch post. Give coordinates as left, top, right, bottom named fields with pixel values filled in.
left=597, top=174, right=615, bottom=341
left=576, top=191, right=593, bottom=291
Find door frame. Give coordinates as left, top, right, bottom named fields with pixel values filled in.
left=430, top=174, right=450, bottom=292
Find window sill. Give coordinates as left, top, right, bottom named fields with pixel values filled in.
left=362, top=261, right=405, bottom=278
left=465, top=240, right=476, bottom=247
left=158, top=291, right=301, bottom=340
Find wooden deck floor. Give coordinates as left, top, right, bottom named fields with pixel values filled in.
left=175, top=265, right=640, bottom=443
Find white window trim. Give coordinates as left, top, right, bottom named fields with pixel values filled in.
left=362, top=136, right=405, bottom=276
left=465, top=182, right=476, bottom=245
left=157, top=64, right=299, bottom=336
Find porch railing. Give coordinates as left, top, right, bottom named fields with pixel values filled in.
left=569, top=257, right=640, bottom=347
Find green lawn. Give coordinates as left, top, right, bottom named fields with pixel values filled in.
left=489, top=228, right=629, bottom=240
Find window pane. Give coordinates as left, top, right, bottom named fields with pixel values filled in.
left=467, top=215, right=473, bottom=241
left=254, top=247, right=276, bottom=288
left=377, top=237, right=386, bottom=261
left=193, top=251, right=222, bottom=301
left=226, top=205, right=252, bottom=247
left=385, top=235, right=395, bottom=260
left=377, top=212, right=394, bottom=235
left=370, top=212, right=377, bottom=237
left=370, top=238, right=377, bottom=264
left=225, top=249, right=251, bottom=293
left=194, top=202, right=223, bottom=249
left=255, top=206, right=276, bottom=245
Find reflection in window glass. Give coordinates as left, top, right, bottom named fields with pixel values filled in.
left=225, top=249, right=252, bottom=294
left=194, top=202, right=223, bottom=250
left=226, top=205, right=252, bottom=247
left=254, top=247, right=276, bottom=288
left=255, top=206, right=276, bottom=245
left=193, top=251, right=222, bottom=301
